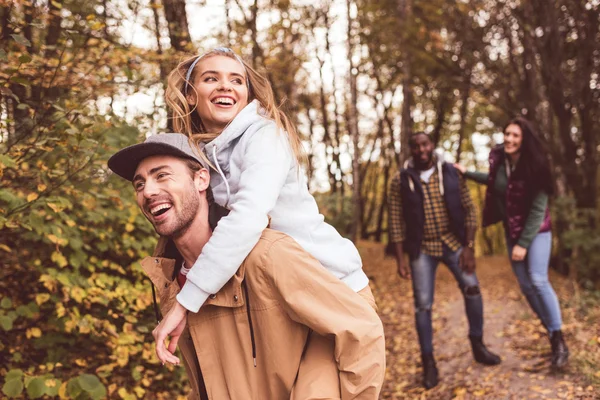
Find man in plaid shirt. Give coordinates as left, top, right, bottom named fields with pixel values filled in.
left=388, top=132, right=501, bottom=389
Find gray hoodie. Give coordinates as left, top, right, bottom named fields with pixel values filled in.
left=177, top=101, right=369, bottom=312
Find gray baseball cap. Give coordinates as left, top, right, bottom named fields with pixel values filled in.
left=108, top=133, right=208, bottom=181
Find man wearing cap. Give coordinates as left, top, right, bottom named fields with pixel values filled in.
left=108, top=133, right=385, bottom=399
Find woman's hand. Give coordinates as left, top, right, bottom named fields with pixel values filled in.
left=152, top=302, right=188, bottom=366
left=511, top=245, right=528, bottom=262
left=453, top=163, right=467, bottom=174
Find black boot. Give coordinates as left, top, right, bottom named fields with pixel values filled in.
left=421, top=353, right=439, bottom=389
left=550, top=330, right=569, bottom=369
left=469, top=335, right=501, bottom=365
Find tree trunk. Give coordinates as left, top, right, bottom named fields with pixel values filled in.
left=162, top=0, right=192, bottom=52
left=346, top=0, right=361, bottom=242
left=397, top=0, right=413, bottom=164
left=316, top=53, right=337, bottom=192
left=324, top=9, right=344, bottom=193
left=455, top=72, right=471, bottom=163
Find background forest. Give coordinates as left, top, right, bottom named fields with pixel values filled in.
left=1, top=0, right=599, bottom=398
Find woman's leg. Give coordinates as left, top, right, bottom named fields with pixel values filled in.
left=507, top=237, right=550, bottom=330
left=526, top=232, right=562, bottom=332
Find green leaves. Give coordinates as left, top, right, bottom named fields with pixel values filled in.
left=25, top=377, right=45, bottom=399
left=2, top=376, right=23, bottom=397
left=1, top=297, right=12, bottom=309
left=65, top=375, right=107, bottom=400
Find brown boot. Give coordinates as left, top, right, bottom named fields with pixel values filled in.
left=421, top=353, right=439, bottom=389
left=469, top=335, right=501, bottom=365
left=550, top=330, right=569, bottom=369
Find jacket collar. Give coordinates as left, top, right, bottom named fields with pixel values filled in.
left=142, top=236, right=246, bottom=309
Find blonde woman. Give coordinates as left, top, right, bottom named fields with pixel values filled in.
left=151, top=47, right=383, bottom=396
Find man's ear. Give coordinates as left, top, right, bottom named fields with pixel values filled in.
left=193, top=168, right=210, bottom=192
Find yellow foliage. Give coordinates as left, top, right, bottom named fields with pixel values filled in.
left=27, top=192, right=39, bottom=202
left=71, top=287, right=86, bottom=303
left=58, top=382, right=68, bottom=399
left=75, top=358, right=87, bottom=367
left=0, top=243, right=11, bottom=253
left=40, top=274, right=58, bottom=292
left=36, top=293, right=51, bottom=305
left=37, top=183, right=47, bottom=192
left=48, top=234, right=68, bottom=246
left=56, top=302, right=66, bottom=318
left=115, top=346, right=130, bottom=367
left=26, top=327, right=42, bottom=338
left=65, top=319, right=77, bottom=333
left=133, top=386, right=145, bottom=398
left=125, top=223, right=135, bottom=232
left=51, top=251, right=68, bottom=267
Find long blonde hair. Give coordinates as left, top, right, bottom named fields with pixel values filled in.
left=165, top=48, right=305, bottom=165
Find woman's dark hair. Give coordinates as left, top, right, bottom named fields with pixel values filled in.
left=504, top=117, right=554, bottom=195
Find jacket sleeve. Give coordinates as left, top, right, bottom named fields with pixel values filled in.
left=266, top=236, right=386, bottom=400
left=464, top=171, right=489, bottom=185
left=388, top=172, right=405, bottom=244
left=459, top=175, right=478, bottom=234
left=517, top=192, right=548, bottom=248
left=177, top=125, right=293, bottom=312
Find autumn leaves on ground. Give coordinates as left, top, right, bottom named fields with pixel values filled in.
left=359, top=241, right=600, bottom=399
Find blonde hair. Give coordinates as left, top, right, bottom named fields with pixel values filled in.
left=165, top=48, right=305, bottom=165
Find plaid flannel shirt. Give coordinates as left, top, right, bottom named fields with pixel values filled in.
left=388, top=167, right=477, bottom=257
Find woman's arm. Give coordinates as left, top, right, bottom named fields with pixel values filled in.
left=177, top=126, right=293, bottom=312
left=464, top=171, right=489, bottom=185
left=453, top=164, right=489, bottom=185
left=517, top=192, right=549, bottom=249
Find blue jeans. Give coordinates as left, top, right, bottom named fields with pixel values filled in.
left=507, top=231, right=562, bottom=332
left=410, top=245, right=484, bottom=355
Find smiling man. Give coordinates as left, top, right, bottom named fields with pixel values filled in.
left=388, top=132, right=501, bottom=389
left=108, top=133, right=386, bottom=399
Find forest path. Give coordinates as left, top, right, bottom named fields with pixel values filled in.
left=359, top=241, right=599, bottom=399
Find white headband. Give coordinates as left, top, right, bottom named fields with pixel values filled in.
left=184, top=47, right=249, bottom=94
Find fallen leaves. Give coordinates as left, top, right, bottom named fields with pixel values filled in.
left=358, top=242, right=600, bottom=399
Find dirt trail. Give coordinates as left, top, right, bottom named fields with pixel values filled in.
left=358, top=242, right=598, bottom=400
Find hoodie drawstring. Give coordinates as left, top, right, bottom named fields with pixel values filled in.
left=150, top=280, right=161, bottom=324
left=212, top=145, right=231, bottom=207
left=242, top=281, right=257, bottom=367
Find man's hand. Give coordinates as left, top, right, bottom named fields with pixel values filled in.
left=460, top=247, right=476, bottom=274
left=152, top=302, right=187, bottom=366
left=511, top=245, right=527, bottom=262
left=453, top=163, right=467, bottom=174
left=396, top=257, right=411, bottom=280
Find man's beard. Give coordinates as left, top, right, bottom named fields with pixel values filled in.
left=414, top=153, right=433, bottom=170
left=150, top=188, right=201, bottom=239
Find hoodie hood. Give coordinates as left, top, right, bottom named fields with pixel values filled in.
left=204, top=100, right=266, bottom=158
left=202, top=99, right=271, bottom=207
left=403, top=149, right=447, bottom=195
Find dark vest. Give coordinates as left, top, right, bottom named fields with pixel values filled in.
left=399, top=163, right=466, bottom=259
left=482, top=145, right=551, bottom=243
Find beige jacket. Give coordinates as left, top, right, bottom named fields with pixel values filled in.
left=141, top=229, right=385, bottom=400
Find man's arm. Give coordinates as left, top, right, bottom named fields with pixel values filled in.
left=459, top=174, right=477, bottom=273
left=265, top=236, right=385, bottom=400
left=388, top=174, right=410, bottom=279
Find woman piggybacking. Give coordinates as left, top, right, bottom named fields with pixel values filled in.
left=165, top=48, right=370, bottom=313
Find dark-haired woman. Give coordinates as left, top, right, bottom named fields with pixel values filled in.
left=455, top=117, right=568, bottom=369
